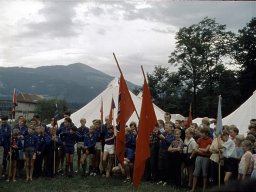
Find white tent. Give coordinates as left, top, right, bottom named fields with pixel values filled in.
left=223, top=90, right=256, bottom=134
left=58, top=78, right=166, bottom=127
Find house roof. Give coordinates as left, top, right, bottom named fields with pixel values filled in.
left=17, top=93, right=44, bottom=104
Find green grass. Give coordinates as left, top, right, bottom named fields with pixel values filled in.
left=0, top=175, right=186, bottom=192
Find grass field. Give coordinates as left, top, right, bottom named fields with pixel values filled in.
left=0, top=175, right=187, bottom=192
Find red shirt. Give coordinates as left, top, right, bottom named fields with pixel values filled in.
left=197, top=137, right=213, bottom=157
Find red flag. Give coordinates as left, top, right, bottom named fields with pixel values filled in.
left=116, top=74, right=136, bottom=166
left=187, top=103, right=192, bottom=128
left=108, top=97, right=116, bottom=125
left=133, top=78, right=157, bottom=190
left=12, top=88, right=17, bottom=117
left=100, top=97, right=103, bottom=123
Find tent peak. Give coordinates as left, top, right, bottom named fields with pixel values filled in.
left=107, top=77, right=119, bottom=88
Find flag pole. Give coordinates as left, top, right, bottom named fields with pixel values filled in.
left=112, top=53, right=140, bottom=120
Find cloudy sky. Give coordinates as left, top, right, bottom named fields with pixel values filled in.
left=0, top=1, right=255, bottom=85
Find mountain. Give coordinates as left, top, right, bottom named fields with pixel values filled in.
left=0, top=63, right=138, bottom=106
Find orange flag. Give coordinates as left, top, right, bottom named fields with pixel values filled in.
left=100, top=97, right=103, bottom=123
left=116, top=74, right=136, bottom=166
left=187, top=103, right=192, bottom=128
left=108, top=97, right=116, bottom=125
left=133, top=77, right=157, bottom=190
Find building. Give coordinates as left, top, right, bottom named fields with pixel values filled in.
left=16, top=93, right=44, bottom=120
left=0, top=99, right=12, bottom=118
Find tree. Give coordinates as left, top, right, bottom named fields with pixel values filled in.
left=169, top=17, right=235, bottom=116
left=35, top=98, right=68, bottom=123
left=147, top=66, right=183, bottom=113
left=235, top=17, right=256, bottom=102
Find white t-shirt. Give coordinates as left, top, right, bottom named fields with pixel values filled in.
left=183, top=137, right=197, bottom=154
left=222, top=138, right=236, bottom=158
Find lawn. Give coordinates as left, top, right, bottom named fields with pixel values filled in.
left=0, top=175, right=186, bottom=192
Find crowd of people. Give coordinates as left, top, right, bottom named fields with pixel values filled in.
left=0, top=112, right=256, bottom=192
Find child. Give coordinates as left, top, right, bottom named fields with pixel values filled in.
left=23, top=126, right=38, bottom=182
left=190, top=127, right=212, bottom=192
left=123, top=127, right=137, bottom=183
left=80, top=126, right=96, bottom=176
left=181, top=128, right=197, bottom=188
left=77, top=118, right=89, bottom=173
left=168, top=129, right=183, bottom=187
left=157, top=122, right=174, bottom=186
left=93, top=119, right=103, bottom=174
left=61, top=125, right=78, bottom=177
left=238, top=140, right=253, bottom=180
left=34, top=126, right=47, bottom=178
left=102, top=124, right=115, bottom=177
left=251, top=142, right=256, bottom=178
left=6, top=129, right=22, bottom=182
left=218, top=130, right=236, bottom=184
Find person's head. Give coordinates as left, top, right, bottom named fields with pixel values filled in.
left=158, top=119, right=165, bottom=128
left=235, top=135, right=245, bottom=147
left=129, top=122, right=137, bottom=132
left=125, top=127, right=131, bottom=135
left=221, top=130, right=230, bottom=142
left=64, top=117, right=72, bottom=128
left=250, top=119, right=256, bottom=125
left=94, top=119, right=101, bottom=129
left=1, top=116, right=8, bottom=124
left=70, top=126, right=77, bottom=134
left=229, top=125, right=239, bottom=139
left=201, top=117, right=210, bottom=128
left=164, top=112, right=171, bottom=123
left=248, top=124, right=256, bottom=134
left=174, top=129, right=181, bottom=140
left=63, top=111, right=71, bottom=118
left=19, top=117, right=27, bottom=126
left=80, top=118, right=86, bottom=126
left=242, top=140, right=253, bottom=152
left=28, top=126, right=33, bottom=135
left=200, top=127, right=210, bottom=138
left=107, top=124, right=114, bottom=133
left=185, top=128, right=194, bottom=139
left=33, top=114, right=40, bottom=122
left=246, top=134, right=256, bottom=144
left=175, top=120, right=182, bottom=129
left=89, top=125, right=95, bottom=134
left=30, top=118, right=38, bottom=127
left=13, top=128, right=20, bottom=138
left=165, top=122, right=174, bottom=134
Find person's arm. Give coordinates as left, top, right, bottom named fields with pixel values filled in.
left=242, top=153, right=252, bottom=180
left=198, top=144, right=211, bottom=153
left=105, top=135, right=115, bottom=142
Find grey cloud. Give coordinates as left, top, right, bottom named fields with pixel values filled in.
left=18, top=1, right=81, bottom=38
left=121, top=1, right=255, bottom=32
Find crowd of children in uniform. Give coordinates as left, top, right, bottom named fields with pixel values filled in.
left=0, top=112, right=256, bottom=192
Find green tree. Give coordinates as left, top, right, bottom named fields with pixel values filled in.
left=169, top=17, right=235, bottom=116
left=235, top=17, right=256, bottom=102
left=35, top=99, right=68, bottom=123
left=147, top=66, right=183, bottom=113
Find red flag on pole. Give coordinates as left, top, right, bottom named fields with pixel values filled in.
left=100, top=97, right=103, bottom=123
left=12, top=88, right=17, bottom=118
left=115, top=74, right=136, bottom=166
left=108, top=97, right=116, bottom=125
left=133, top=68, right=157, bottom=190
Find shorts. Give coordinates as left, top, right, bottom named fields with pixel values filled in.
left=77, top=142, right=84, bottom=148
left=95, top=142, right=102, bottom=151
left=193, top=156, right=210, bottom=177
left=125, top=148, right=135, bottom=162
left=224, top=157, right=238, bottom=174
left=24, top=147, right=36, bottom=159
left=64, top=146, right=75, bottom=154
left=104, top=144, right=115, bottom=155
